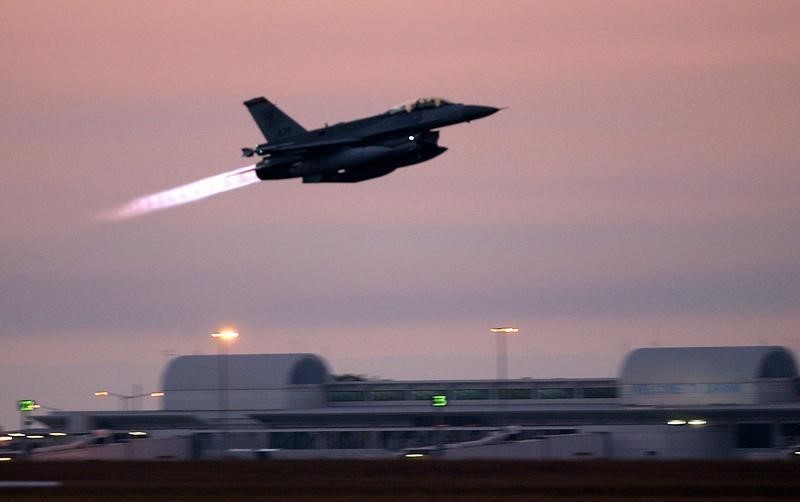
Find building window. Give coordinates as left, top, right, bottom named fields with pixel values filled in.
left=498, top=388, right=531, bottom=399
left=412, top=390, right=444, bottom=401
left=736, top=423, right=774, bottom=448
left=582, top=387, right=617, bottom=399
left=328, top=391, right=366, bottom=402
left=369, top=390, right=405, bottom=401
left=539, top=388, right=574, bottom=399
left=453, top=389, right=489, bottom=400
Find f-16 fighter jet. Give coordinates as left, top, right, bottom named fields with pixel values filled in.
left=105, top=96, right=499, bottom=219
left=242, top=96, right=499, bottom=183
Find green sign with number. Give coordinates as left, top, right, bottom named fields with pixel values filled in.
left=431, top=395, right=448, bottom=407
left=17, top=400, right=37, bottom=412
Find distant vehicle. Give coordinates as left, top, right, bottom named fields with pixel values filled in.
left=28, top=429, right=113, bottom=456
left=241, top=96, right=500, bottom=183
left=401, top=426, right=522, bottom=458
left=443, top=426, right=522, bottom=449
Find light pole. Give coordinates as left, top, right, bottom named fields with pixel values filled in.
left=211, top=329, right=239, bottom=453
left=93, top=391, right=165, bottom=411
left=490, top=326, right=519, bottom=380
left=490, top=326, right=519, bottom=427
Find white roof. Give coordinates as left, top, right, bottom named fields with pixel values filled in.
left=620, top=346, right=797, bottom=384
left=162, top=353, right=330, bottom=391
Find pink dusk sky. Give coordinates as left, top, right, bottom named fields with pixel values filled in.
left=1, top=1, right=799, bottom=428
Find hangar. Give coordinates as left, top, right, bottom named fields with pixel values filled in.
left=25, top=346, right=800, bottom=459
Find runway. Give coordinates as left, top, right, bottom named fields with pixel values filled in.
left=1, top=460, right=798, bottom=500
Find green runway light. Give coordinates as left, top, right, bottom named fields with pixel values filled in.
left=432, top=395, right=448, bottom=407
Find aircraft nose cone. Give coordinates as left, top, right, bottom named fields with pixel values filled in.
left=462, top=105, right=501, bottom=121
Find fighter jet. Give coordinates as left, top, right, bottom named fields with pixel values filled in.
left=103, top=96, right=499, bottom=220
left=241, top=96, right=500, bottom=183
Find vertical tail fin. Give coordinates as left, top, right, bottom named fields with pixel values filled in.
left=244, top=97, right=307, bottom=142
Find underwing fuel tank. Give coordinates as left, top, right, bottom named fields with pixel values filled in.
left=289, top=146, right=393, bottom=176
left=392, top=144, right=447, bottom=168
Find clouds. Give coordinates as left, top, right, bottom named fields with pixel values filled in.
left=3, top=212, right=798, bottom=339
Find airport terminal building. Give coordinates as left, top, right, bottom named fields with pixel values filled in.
left=28, top=346, right=800, bottom=459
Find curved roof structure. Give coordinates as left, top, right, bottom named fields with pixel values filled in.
left=620, top=346, right=797, bottom=384
left=162, top=353, right=330, bottom=391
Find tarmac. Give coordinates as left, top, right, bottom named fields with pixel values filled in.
left=1, top=459, right=798, bottom=500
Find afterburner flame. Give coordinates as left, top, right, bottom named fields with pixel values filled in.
left=102, top=164, right=258, bottom=220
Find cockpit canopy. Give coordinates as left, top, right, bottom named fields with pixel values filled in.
left=388, top=97, right=453, bottom=115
